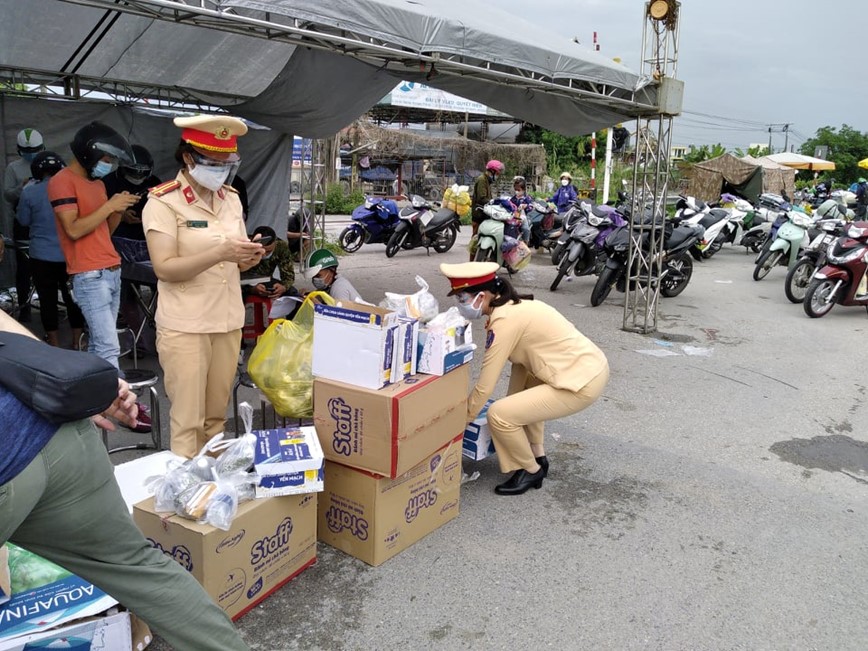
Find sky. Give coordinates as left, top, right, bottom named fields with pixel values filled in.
left=496, top=0, right=867, bottom=154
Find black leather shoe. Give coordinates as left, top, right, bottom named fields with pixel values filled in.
left=536, top=456, right=549, bottom=478
left=494, top=468, right=545, bottom=495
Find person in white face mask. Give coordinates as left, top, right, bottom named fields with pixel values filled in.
left=440, top=261, right=609, bottom=496
left=548, top=171, right=578, bottom=214
left=142, top=114, right=266, bottom=458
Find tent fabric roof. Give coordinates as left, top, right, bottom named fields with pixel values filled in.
left=740, top=155, right=791, bottom=171
left=763, top=152, right=836, bottom=171
left=687, top=154, right=795, bottom=202
left=0, top=0, right=659, bottom=138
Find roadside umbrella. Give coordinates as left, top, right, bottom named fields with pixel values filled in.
left=765, top=152, right=836, bottom=171
left=858, top=158, right=868, bottom=169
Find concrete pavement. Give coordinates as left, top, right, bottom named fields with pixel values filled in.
left=138, top=231, right=868, bottom=650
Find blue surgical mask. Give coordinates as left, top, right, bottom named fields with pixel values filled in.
left=91, top=160, right=115, bottom=178
left=312, top=277, right=329, bottom=291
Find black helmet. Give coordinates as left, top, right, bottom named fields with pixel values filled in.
left=70, top=121, right=134, bottom=179
left=120, top=144, right=155, bottom=184
left=30, top=150, right=66, bottom=180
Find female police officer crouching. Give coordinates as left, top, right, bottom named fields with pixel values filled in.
left=440, top=262, right=609, bottom=495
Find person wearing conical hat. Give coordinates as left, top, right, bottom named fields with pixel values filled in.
left=143, top=114, right=266, bottom=458
left=440, top=261, right=609, bottom=496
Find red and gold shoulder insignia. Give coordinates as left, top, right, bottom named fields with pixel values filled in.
left=149, top=180, right=181, bottom=197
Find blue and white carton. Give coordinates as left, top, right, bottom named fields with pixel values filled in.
left=417, top=320, right=474, bottom=376
left=313, top=301, right=401, bottom=389
left=253, top=426, right=324, bottom=495
left=463, top=399, right=496, bottom=461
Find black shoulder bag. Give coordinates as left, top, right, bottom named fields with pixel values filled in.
left=0, top=332, right=119, bottom=424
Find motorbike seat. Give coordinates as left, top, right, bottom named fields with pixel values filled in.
left=427, top=207, right=457, bottom=229
left=591, top=205, right=614, bottom=218
left=698, top=211, right=727, bottom=229
left=666, top=225, right=695, bottom=250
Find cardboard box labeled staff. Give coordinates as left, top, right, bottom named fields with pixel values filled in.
left=312, top=301, right=400, bottom=389
left=313, top=364, right=469, bottom=477
left=417, top=319, right=474, bottom=376
left=318, top=434, right=463, bottom=566
left=133, top=493, right=316, bottom=620
left=463, top=399, right=496, bottom=461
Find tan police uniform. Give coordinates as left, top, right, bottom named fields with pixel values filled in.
left=142, top=114, right=249, bottom=458
left=441, top=262, right=610, bottom=474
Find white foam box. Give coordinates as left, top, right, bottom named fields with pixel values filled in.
left=463, top=399, right=496, bottom=461
left=417, top=320, right=474, bottom=376
left=312, top=301, right=400, bottom=389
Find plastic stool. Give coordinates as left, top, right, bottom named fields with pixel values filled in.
left=102, top=368, right=162, bottom=454
left=241, top=295, right=272, bottom=342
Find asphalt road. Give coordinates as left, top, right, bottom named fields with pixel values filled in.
left=144, top=223, right=868, bottom=650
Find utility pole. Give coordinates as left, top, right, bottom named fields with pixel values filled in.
left=765, top=123, right=791, bottom=155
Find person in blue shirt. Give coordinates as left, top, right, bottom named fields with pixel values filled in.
left=15, top=151, right=85, bottom=348
left=549, top=171, right=578, bottom=214
left=509, top=176, right=533, bottom=242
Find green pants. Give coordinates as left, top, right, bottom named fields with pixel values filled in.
left=0, top=419, right=249, bottom=651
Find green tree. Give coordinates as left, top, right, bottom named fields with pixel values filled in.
left=799, top=125, right=868, bottom=185
left=733, top=145, right=768, bottom=158
left=517, top=124, right=591, bottom=176
left=682, top=143, right=727, bottom=164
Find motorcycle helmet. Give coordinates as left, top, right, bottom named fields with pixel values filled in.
left=120, top=144, right=155, bottom=185
left=70, top=121, right=134, bottom=179
left=304, top=248, right=339, bottom=279
left=29, top=150, right=66, bottom=180
left=485, top=159, right=505, bottom=174
left=17, top=128, right=45, bottom=162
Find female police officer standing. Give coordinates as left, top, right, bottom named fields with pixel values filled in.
left=440, top=262, right=609, bottom=495
left=144, top=115, right=264, bottom=458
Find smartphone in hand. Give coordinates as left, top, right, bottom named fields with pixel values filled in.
left=254, top=235, right=275, bottom=246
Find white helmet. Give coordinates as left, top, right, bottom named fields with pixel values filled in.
left=17, top=128, right=44, bottom=152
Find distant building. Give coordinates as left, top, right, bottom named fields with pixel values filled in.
left=671, top=145, right=688, bottom=162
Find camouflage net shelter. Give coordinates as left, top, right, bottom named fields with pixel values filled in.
left=684, top=153, right=794, bottom=202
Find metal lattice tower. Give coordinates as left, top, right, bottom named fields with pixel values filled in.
left=623, top=1, right=682, bottom=334
left=297, top=139, right=328, bottom=274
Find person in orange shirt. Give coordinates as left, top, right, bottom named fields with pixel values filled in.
left=48, top=123, right=152, bottom=434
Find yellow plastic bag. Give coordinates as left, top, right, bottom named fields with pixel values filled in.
left=246, top=291, right=334, bottom=418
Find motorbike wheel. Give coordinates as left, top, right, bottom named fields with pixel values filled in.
left=474, top=247, right=496, bottom=263
left=754, top=236, right=772, bottom=263
left=742, top=234, right=762, bottom=255
left=752, top=249, right=783, bottom=281
left=550, top=255, right=573, bottom=291
left=660, top=253, right=694, bottom=298
left=551, top=242, right=566, bottom=266
left=338, top=226, right=365, bottom=253
left=803, top=277, right=837, bottom=318
left=784, top=258, right=815, bottom=304
left=385, top=230, right=407, bottom=258
left=432, top=225, right=458, bottom=253
left=590, top=266, right=619, bottom=307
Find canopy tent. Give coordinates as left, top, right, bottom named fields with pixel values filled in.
left=859, top=158, right=868, bottom=170
left=687, top=154, right=763, bottom=202
left=763, top=152, right=836, bottom=171
left=0, top=0, right=658, bottom=138
left=0, top=96, right=293, bottom=234
left=740, top=155, right=796, bottom=199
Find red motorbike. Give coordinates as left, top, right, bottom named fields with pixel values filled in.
left=803, top=221, right=868, bottom=318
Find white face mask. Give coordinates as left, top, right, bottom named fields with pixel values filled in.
left=456, top=292, right=485, bottom=320
left=188, top=163, right=231, bottom=191
left=312, top=277, right=329, bottom=290
left=561, top=179, right=569, bottom=186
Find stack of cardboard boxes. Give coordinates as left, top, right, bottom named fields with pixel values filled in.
left=310, top=301, right=472, bottom=566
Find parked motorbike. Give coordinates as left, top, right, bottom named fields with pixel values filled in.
left=527, top=200, right=562, bottom=252
left=338, top=196, right=400, bottom=252
left=752, top=207, right=815, bottom=281
left=550, top=203, right=625, bottom=291
left=803, top=221, right=868, bottom=318
left=474, top=201, right=529, bottom=272
left=589, top=213, right=705, bottom=307
left=784, top=201, right=850, bottom=303
left=385, top=195, right=460, bottom=258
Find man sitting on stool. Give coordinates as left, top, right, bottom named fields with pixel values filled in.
left=241, top=226, right=298, bottom=299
